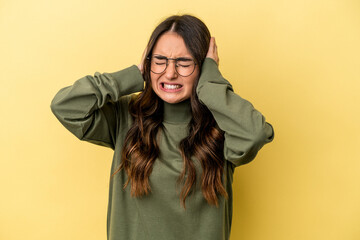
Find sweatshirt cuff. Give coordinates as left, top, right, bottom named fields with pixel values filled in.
left=196, top=58, right=232, bottom=96
left=200, top=58, right=222, bottom=80
left=264, top=122, right=275, bottom=143
left=108, top=65, right=144, bottom=96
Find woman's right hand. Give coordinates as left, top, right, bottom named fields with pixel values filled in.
left=137, top=46, right=148, bottom=75
left=206, top=37, right=219, bottom=66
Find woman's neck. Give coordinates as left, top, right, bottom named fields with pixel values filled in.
left=163, top=99, right=192, bottom=124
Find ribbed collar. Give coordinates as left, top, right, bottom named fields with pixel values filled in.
left=163, top=99, right=192, bottom=124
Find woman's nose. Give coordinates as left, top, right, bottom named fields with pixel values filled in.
left=165, top=61, right=178, bottom=79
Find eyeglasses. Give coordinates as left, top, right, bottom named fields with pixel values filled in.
left=147, top=55, right=197, bottom=77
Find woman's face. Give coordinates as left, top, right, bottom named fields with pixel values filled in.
left=150, top=32, right=199, bottom=104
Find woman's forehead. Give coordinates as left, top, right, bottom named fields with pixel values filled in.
left=152, top=32, right=192, bottom=58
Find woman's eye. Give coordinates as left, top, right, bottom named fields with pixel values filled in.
left=177, top=60, right=192, bottom=68
left=155, top=62, right=166, bottom=65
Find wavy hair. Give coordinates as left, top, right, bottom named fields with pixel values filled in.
left=111, top=14, right=228, bottom=209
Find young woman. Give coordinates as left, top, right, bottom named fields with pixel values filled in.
left=50, top=14, right=274, bottom=240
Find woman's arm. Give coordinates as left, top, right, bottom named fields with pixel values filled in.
left=50, top=65, right=144, bottom=150
left=196, top=38, right=274, bottom=167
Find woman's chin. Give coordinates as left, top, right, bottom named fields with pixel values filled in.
left=158, top=94, right=186, bottom=104
left=161, top=97, right=182, bottom=104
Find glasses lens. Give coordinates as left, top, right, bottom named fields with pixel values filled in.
left=176, top=60, right=195, bottom=77
left=151, top=57, right=167, bottom=74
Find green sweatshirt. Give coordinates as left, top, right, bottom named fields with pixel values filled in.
left=50, top=57, right=274, bottom=240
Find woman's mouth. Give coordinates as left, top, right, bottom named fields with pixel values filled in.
left=160, top=83, right=183, bottom=92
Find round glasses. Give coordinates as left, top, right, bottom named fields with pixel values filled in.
left=147, top=55, right=197, bottom=77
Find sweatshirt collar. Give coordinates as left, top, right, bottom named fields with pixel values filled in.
left=163, top=99, right=192, bottom=124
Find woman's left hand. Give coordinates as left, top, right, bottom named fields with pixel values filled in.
left=206, top=37, right=219, bottom=66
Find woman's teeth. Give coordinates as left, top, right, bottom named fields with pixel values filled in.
left=163, top=83, right=182, bottom=89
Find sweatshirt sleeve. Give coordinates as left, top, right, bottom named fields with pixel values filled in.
left=50, top=65, right=144, bottom=150
left=196, top=58, right=275, bottom=167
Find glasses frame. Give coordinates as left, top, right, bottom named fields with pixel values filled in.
left=146, top=55, right=197, bottom=77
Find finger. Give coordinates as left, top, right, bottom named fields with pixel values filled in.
left=213, top=39, right=218, bottom=55
left=210, top=37, right=215, bottom=50
left=142, top=46, right=148, bottom=61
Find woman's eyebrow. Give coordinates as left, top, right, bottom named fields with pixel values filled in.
left=153, top=54, right=193, bottom=61
left=153, top=54, right=167, bottom=59
left=176, top=57, right=192, bottom=61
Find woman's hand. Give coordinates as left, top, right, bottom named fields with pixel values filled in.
left=206, top=37, right=219, bottom=66
left=137, top=46, right=148, bottom=74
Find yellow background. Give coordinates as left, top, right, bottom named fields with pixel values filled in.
left=1, top=0, right=359, bottom=239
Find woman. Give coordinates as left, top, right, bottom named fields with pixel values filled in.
left=50, top=14, right=274, bottom=240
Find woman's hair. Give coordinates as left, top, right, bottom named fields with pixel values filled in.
left=111, top=14, right=228, bottom=209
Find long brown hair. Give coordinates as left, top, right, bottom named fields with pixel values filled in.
left=111, top=14, right=228, bottom=209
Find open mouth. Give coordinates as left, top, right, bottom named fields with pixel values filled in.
left=160, top=83, right=183, bottom=92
